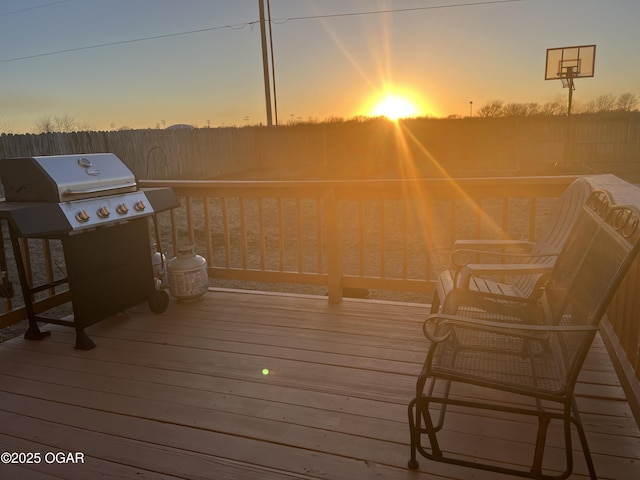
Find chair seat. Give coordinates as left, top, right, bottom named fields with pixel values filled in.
left=435, top=269, right=528, bottom=313
left=429, top=321, right=566, bottom=396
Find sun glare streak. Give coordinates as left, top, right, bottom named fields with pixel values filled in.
left=294, top=4, right=505, bottom=250
left=391, top=121, right=508, bottom=241
left=311, top=3, right=378, bottom=90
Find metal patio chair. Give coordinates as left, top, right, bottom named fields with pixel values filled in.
left=430, top=176, right=593, bottom=315
left=408, top=190, right=640, bottom=479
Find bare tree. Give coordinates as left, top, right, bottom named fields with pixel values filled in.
left=35, top=114, right=55, bottom=133
left=539, top=101, right=565, bottom=116
left=76, top=120, right=93, bottom=132
left=35, top=114, right=75, bottom=132
left=584, top=94, right=617, bottom=114
left=501, top=103, right=526, bottom=117
left=500, top=102, right=542, bottom=117
left=477, top=100, right=504, bottom=117
left=616, top=92, right=638, bottom=112
left=53, top=114, right=76, bottom=132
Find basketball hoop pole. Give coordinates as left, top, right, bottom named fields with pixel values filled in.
left=566, top=66, right=576, bottom=116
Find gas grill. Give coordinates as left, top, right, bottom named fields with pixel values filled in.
left=0, top=153, right=179, bottom=349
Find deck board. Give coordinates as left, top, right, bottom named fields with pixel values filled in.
left=0, top=289, right=638, bottom=479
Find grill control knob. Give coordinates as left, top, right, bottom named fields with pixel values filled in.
left=97, top=207, right=110, bottom=218
left=116, top=203, right=129, bottom=215
left=133, top=200, right=146, bottom=212
left=76, top=210, right=90, bottom=223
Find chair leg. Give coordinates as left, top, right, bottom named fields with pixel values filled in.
left=531, top=413, right=550, bottom=476
left=571, top=398, right=597, bottom=480
left=407, top=399, right=420, bottom=469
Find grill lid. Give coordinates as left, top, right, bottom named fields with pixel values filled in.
left=0, top=153, right=137, bottom=203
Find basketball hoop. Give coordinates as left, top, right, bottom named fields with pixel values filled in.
left=545, top=45, right=596, bottom=114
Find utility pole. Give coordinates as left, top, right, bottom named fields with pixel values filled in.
left=266, top=0, right=278, bottom=125
left=259, top=0, right=273, bottom=126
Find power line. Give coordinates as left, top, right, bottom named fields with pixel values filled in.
left=274, top=0, right=526, bottom=23
left=0, top=0, right=528, bottom=64
left=0, top=22, right=259, bottom=63
left=0, top=0, right=72, bottom=17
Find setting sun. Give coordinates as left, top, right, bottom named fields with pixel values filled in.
left=365, top=88, right=426, bottom=121
left=371, top=94, right=418, bottom=120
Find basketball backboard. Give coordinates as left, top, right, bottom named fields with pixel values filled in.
left=545, top=44, right=596, bottom=80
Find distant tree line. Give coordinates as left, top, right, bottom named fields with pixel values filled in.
left=13, top=92, right=640, bottom=134
left=34, top=114, right=92, bottom=133
left=474, top=93, right=638, bottom=118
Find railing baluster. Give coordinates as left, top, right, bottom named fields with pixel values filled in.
left=170, top=207, right=178, bottom=257
left=380, top=199, right=385, bottom=278
left=240, top=197, right=247, bottom=270
left=402, top=200, right=408, bottom=280
left=316, top=198, right=323, bottom=274
left=425, top=199, right=433, bottom=282
left=278, top=198, right=284, bottom=272
left=221, top=197, right=231, bottom=268
left=529, top=197, right=537, bottom=242
left=475, top=198, right=482, bottom=239
left=186, top=196, right=194, bottom=243
left=501, top=198, right=509, bottom=239
left=204, top=197, right=213, bottom=265
left=258, top=198, right=266, bottom=271
left=296, top=198, right=303, bottom=273
left=326, top=187, right=342, bottom=303
left=358, top=198, right=365, bottom=276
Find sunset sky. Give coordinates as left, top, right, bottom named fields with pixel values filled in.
left=1, top=0, right=638, bottom=133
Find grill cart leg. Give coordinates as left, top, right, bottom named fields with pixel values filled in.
left=148, top=214, right=170, bottom=314
left=74, top=328, right=96, bottom=350
left=24, top=325, right=52, bottom=341
left=8, top=227, right=51, bottom=341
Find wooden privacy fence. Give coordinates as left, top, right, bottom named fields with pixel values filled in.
left=2, top=113, right=640, bottom=181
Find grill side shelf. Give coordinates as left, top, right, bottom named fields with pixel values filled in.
left=143, top=187, right=180, bottom=212
left=0, top=202, right=71, bottom=237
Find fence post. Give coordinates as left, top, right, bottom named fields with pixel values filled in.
left=325, top=187, right=343, bottom=303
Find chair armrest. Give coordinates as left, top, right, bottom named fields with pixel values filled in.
left=453, top=239, right=536, bottom=250
left=450, top=248, right=557, bottom=269
left=423, top=312, right=598, bottom=343
left=458, top=263, right=554, bottom=286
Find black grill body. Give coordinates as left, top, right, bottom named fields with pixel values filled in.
left=64, top=219, right=154, bottom=328
left=0, top=154, right=179, bottom=349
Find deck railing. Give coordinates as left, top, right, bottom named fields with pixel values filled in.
left=2, top=175, right=639, bottom=423
left=140, top=176, right=576, bottom=302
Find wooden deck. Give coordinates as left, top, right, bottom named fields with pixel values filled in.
left=0, top=289, right=638, bottom=479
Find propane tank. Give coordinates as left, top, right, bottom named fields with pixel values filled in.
left=150, top=243, right=168, bottom=289
left=167, top=244, right=208, bottom=302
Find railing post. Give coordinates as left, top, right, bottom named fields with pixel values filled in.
left=325, top=187, right=343, bottom=303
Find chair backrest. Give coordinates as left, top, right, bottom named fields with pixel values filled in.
left=514, top=177, right=593, bottom=296
left=541, top=190, right=640, bottom=388
left=530, top=176, right=594, bottom=256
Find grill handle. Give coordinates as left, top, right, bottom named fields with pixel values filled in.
left=63, top=182, right=137, bottom=197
